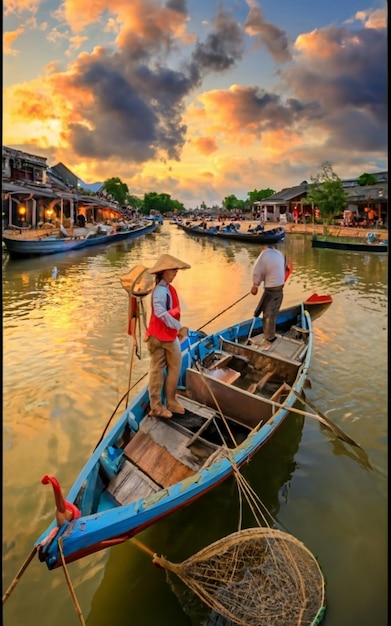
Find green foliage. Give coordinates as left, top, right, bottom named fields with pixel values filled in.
left=102, top=177, right=129, bottom=205
left=306, top=162, right=348, bottom=224
left=126, top=194, right=143, bottom=210
left=357, top=172, right=378, bottom=186
left=142, top=192, right=185, bottom=214
left=247, top=188, right=275, bottom=203
left=222, top=194, right=245, bottom=210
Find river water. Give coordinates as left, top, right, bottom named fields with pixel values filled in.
left=2, top=223, right=387, bottom=626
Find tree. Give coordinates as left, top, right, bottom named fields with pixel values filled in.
left=306, top=162, right=348, bottom=228
left=357, top=172, right=378, bottom=186
left=247, top=189, right=275, bottom=203
left=222, top=194, right=245, bottom=211
left=142, top=192, right=184, bottom=215
left=102, top=177, right=129, bottom=205
left=126, top=194, right=143, bottom=211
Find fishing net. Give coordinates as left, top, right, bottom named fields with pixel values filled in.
left=153, top=527, right=325, bottom=626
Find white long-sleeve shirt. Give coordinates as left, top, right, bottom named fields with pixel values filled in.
left=151, top=279, right=182, bottom=330
left=252, top=248, right=285, bottom=288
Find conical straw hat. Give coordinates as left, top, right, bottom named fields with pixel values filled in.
left=148, top=254, right=191, bottom=274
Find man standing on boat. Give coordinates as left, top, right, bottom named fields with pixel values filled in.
left=145, top=254, right=190, bottom=419
left=251, top=246, right=285, bottom=351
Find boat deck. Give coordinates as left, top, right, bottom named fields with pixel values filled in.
left=105, top=326, right=307, bottom=507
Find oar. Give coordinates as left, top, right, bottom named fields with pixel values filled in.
left=2, top=546, right=37, bottom=603
left=289, top=388, right=364, bottom=450
left=197, top=292, right=251, bottom=331
left=250, top=385, right=364, bottom=450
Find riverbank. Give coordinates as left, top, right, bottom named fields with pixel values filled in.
left=280, top=221, right=388, bottom=240
left=172, top=218, right=388, bottom=241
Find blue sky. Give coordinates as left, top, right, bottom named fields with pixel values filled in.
left=3, top=0, right=387, bottom=207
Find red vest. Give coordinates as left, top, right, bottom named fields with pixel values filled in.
left=146, top=284, right=180, bottom=341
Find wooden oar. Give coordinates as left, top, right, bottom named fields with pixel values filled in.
left=288, top=388, right=364, bottom=450
left=197, top=292, right=251, bottom=331
left=2, top=546, right=37, bottom=603
left=251, top=385, right=364, bottom=450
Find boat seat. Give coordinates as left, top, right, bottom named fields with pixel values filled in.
left=206, top=367, right=241, bottom=385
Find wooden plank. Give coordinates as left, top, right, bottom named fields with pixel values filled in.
left=207, top=367, right=241, bottom=384
left=106, top=459, right=160, bottom=505
left=124, top=431, right=195, bottom=488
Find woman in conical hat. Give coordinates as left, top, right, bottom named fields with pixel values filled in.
left=145, top=254, right=191, bottom=419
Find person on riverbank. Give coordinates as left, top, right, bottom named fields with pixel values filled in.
left=250, top=246, right=285, bottom=351
left=145, top=254, right=190, bottom=419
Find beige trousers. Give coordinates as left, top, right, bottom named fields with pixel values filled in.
left=146, top=336, right=181, bottom=411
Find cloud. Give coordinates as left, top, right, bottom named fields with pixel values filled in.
left=4, top=3, right=246, bottom=166
left=347, top=8, right=387, bottom=29
left=190, top=6, right=244, bottom=75
left=245, top=0, right=292, bottom=63
left=3, top=28, right=24, bottom=55
left=190, top=84, right=321, bottom=139
left=4, top=0, right=40, bottom=16
left=192, top=136, right=218, bottom=155
left=3, top=1, right=387, bottom=207
left=288, top=24, right=387, bottom=128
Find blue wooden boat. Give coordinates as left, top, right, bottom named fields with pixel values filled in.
left=312, top=233, right=388, bottom=253
left=2, top=220, right=157, bottom=258
left=177, top=221, right=286, bottom=244
left=35, top=294, right=331, bottom=570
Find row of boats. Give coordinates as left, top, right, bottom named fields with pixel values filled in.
left=175, top=219, right=388, bottom=252
left=2, top=218, right=159, bottom=258
left=3, top=213, right=388, bottom=258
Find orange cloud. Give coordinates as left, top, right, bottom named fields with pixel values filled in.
left=56, top=0, right=194, bottom=48
left=193, top=136, right=218, bottom=155
left=353, top=9, right=386, bottom=29
left=295, top=29, right=341, bottom=60
left=3, top=28, right=24, bottom=55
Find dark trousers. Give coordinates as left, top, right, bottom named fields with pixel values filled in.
left=254, top=287, right=283, bottom=341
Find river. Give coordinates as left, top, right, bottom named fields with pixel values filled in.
left=2, top=223, right=387, bottom=626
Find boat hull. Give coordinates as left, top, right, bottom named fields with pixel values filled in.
left=35, top=295, right=331, bottom=570
left=312, top=235, right=388, bottom=252
left=177, top=223, right=286, bottom=244
left=2, top=221, right=157, bottom=258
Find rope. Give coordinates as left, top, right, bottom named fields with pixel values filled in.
left=58, top=539, right=86, bottom=626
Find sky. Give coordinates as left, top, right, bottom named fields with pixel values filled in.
left=3, top=0, right=387, bottom=208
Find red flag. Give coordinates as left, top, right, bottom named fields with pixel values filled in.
left=128, top=294, right=138, bottom=336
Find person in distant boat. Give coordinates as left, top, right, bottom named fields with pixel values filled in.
left=77, top=213, right=86, bottom=227
left=250, top=246, right=286, bottom=351
left=145, top=254, right=191, bottom=419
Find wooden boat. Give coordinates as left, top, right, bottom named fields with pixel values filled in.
left=177, top=221, right=286, bottom=244
left=312, top=233, right=388, bottom=253
left=35, top=293, right=331, bottom=571
left=2, top=220, right=157, bottom=258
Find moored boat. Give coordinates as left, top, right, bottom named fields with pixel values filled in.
left=2, top=219, right=157, bottom=258
left=177, top=221, right=286, bottom=244
left=311, top=233, right=388, bottom=252
left=34, top=293, right=331, bottom=571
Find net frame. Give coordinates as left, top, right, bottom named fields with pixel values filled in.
left=154, top=527, right=326, bottom=626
